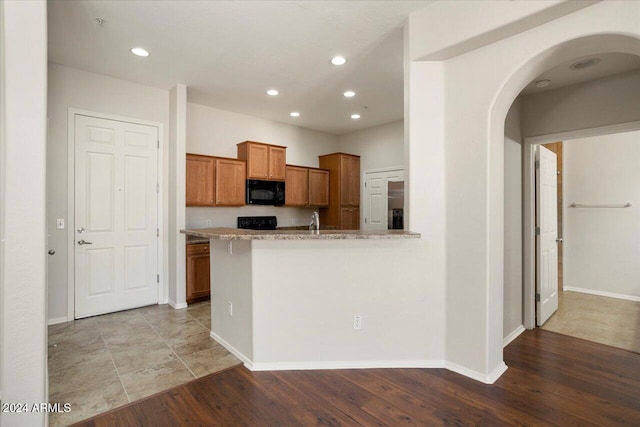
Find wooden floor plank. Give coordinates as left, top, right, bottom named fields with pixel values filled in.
left=74, top=329, right=640, bottom=427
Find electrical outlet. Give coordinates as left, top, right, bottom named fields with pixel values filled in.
left=353, top=315, right=362, bottom=330
left=206, top=219, right=212, bottom=226
left=227, top=301, right=233, bottom=316
left=56, top=219, right=65, bottom=230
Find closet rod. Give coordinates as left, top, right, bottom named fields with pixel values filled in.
left=569, top=203, right=632, bottom=208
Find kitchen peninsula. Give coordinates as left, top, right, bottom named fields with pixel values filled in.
left=181, top=227, right=432, bottom=371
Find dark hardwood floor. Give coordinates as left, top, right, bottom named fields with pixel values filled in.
left=74, top=329, right=640, bottom=426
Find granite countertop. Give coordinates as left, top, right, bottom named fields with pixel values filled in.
left=276, top=225, right=337, bottom=231
left=186, top=235, right=209, bottom=244
left=181, top=227, right=421, bottom=241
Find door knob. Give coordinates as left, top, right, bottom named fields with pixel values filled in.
left=77, top=227, right=85, bottom=234
left=77, top=239, right=93, bottom=245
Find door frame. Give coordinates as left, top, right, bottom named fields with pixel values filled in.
left=522, top=120, right=640, bottom=329
left=361, top=166, right=404, bottom=230
left=66, top=109, right=165, bottom=321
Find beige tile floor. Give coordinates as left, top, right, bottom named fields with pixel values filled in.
left=48, top=301, right=241, bottom=426
left=541, top=290, right=640, bottom=353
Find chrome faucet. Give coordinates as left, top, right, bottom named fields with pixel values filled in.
left=309, top=211, right=320, bottom=232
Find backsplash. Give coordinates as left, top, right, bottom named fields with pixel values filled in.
left=186, top=206, right=318, bottom=229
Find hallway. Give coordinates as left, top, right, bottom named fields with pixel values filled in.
left=541, top=291, right=640, bottom=354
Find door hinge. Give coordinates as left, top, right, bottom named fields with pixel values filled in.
left=364, top=218, right=367, bottom=224
left=157, top=274, right=160, bottom=283
left=364, top=182, right=367, bottom=188
left=536, top=293, right=540, bottom=302
left=157, top=228, right=159, bottom=237
left=157, top=140, right=159, bottom=149
left=534, top=160, right=540, bottom=168
left=156, top=183, right=159, bottom=194
left=535, top=226, right=540, bottom=235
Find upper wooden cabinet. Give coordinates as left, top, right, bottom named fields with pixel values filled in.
left=285, top=165, right=329, bottom=207
left=237, top=141, right=286, bottom=181
left=285, top=165, right=308, bottom=206
left=318, top=153, right=361, bottom=230
left=186, top=154, right=215, bottom=206
left=308, top=168, right=329, bottom=207
left=186, top=153, right=246, bottom=207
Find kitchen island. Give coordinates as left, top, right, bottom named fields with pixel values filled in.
left=180, top=227, right=435, bottom=371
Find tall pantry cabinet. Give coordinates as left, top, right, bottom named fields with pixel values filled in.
left=318, top=153, right=360, bottom=230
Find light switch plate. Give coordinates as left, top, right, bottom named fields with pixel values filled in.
left=56, top=219, right=65, bottom=230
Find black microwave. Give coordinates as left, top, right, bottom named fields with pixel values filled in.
left=246, top=179, right=285, bottom=206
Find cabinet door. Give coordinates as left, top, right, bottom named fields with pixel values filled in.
left=215, top=159, right=246, bottom=206
left=246, top=143, right=269, bottom=179
left=268, top=146, right=287, bottom=180
left=186, top=244, right=210, bottom=303
left=186, top=154, right=215, bottom=206
left=340, top=155, right=360, bottom=206
left=308, top=169, right=329, bottom=207
left=340, top=207, right=360, bottom=230
left=285, top=166, right=308, bottom=206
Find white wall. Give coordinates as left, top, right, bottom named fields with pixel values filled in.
left=407, top=0, right=640, bottom=381
left=504, top=98, right=523, bottom=341
left=521, top=70, right=640, bottom=138
left=0, top=0, right=48, bottom=424
left=338, top=120, right=404, bottom=171
left=47, top=64, right=170, bottom=322
left=185, top=102, right=340, bottom=228
left=564, top=130, right=640, bottom=299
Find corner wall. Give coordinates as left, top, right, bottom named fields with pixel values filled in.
left=0, top=1, right=48, bottom=424
left=338, top=120, right=404, bottom=171
left=407, top=0, right=640, bottom=381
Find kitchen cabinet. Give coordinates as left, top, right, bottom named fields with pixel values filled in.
left=340, top=207, right=360, bottom=230
left=318, top=153, right=361, bottom=230
left=214, top=157, right=246, bottom=206
left=285, top=165, right=308, bottom=206
left=285, top=165, right=329, bottom=207
left=237, top=141, right=286, bottom=181
left=186, top=243, right=210, bottom=303
left=308, top=168, right=330, bottom=207
left=186, top=154, right=215, bottom=206
left=186, top=153, right=246, bottom=207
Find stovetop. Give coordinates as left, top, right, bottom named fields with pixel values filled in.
left=237, top=216, right=278, bottom=230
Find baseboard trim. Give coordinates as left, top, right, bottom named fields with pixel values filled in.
left=168, top=300, right=188, bottom=310
left=445, top=361, right=508, bottom=384
left=48, top=317, right=69, bottom=326
left=249, top=359, right=446, bottom=372
left=503, top=325, right=526, bottom=347
left=209, top=331, right=253, bottom=368
left=564, top=286, right=640, bottom=303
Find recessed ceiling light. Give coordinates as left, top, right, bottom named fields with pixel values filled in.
left=351, top=114, right=361, bottom=120
left=343, top=90, right=356, bottom=98
left=266, top=89, right=279, bottom=96
left=570, top=57, right=601, bottom=70
left=290, top=112, right=300, bottom=117
left=331, top=56, right=347, bottom=66
left=130, top=47, right=149, bottom=57
left=535, top=79, right=551, bottom=88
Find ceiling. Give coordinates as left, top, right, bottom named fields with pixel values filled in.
left=48, top=0, right=433, bottom=135
left=521, top=52, right=640, bottom=95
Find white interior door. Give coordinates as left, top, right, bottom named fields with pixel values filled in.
left=75, top=114, right=159, bottom=318
left=363, top=169, right=403, bottom=231
left=536, top=145, right=559, bottom=326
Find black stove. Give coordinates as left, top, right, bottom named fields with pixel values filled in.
left=237, top=216, right=278, bottom=230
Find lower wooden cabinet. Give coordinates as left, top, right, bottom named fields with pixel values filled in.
left=340, top=207, right=360, bottom=230
left=186, top=243, right=210, bottom=303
